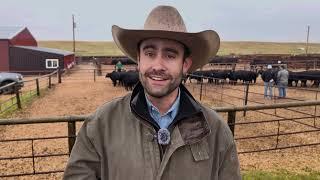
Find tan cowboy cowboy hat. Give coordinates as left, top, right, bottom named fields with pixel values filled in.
left=112, top=5, right=220, bottom=72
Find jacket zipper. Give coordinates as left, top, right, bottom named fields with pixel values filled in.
left=158, top=144, right=164, bottom=160
left=131, top=108, right=164, bottom=161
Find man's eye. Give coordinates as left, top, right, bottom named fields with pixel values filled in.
left=167, top=54, right=176, bottom=59
left=145, top=52, right=155, bottom=57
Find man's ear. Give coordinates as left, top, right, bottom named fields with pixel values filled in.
left=183, top=57, right=192, bottom=74
left=136, top=52, right=140, bottom=69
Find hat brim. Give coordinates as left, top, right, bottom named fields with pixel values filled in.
left=112, top=25, right=220, bottom=72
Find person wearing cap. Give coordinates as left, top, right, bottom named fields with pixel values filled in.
left=64, top=5, right=241, bottom=180
left=261, top=65, right=275, bottom=99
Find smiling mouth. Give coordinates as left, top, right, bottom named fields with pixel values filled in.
left=149, top=76, right=168, bottom=81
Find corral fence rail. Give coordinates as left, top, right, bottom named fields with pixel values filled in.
left=0, top=70, right=62, bottom=116
left=1, top=100, right=320, bottom=177
left=186, top=73, right=320, bottom=110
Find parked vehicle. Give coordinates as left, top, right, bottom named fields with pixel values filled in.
left=0, top=72, right=24, bottom=94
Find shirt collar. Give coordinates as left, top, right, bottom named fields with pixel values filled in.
left=130, top=82, right=202, bottom=130
left=145, top=88, right=180, bottom=118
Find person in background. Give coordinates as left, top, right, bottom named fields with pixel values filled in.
left=64, top=5, right=241, bottom=180
left=261, top=64, right=274, bottom=99
left=277, top=65, right=289, bottom=98
left=115, top=60, right=123, bottom=72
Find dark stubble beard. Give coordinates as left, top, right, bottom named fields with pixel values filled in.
left=139, top=69, right=183, bottom=98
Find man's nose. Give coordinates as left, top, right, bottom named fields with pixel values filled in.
left=151, top=54, right=166, bottom=70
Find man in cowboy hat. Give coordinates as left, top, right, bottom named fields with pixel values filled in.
left=64, top=5, right=240, bottom=180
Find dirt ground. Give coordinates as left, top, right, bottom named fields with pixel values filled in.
left=1, top=64, right=320, bottom=179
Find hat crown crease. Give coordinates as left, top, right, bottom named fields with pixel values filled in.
left=144, top=6, right=187, bottom=32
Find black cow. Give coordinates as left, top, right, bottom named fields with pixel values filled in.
left=288, top=71, right=320, bottom=87
left=188, top=70, right=206, bottom=83
left=122, top=71, right=139, bottom=90
left=228, top=70, right=258, bottom=85
left=211, top=70, right=231, bottom=84
left=105, top=71, right=122, bottom=86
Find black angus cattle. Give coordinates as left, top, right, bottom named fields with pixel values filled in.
left=288, top=71, right=320, bottom=87
left=250, top=71, right=258, bottom=83
left=188, top=70, right=231, bottom=84
left=106, top=70, right=139, bottom=90
left=121, top=71, right=139, bottom=90
left=182, top=74, right=189, bottom=84
left=206, top=70, right=219, bottom=84
left=210, top=70, right=231, bottom=84
left=188, top=70, right=208, bottom=83
left=228, top=70, right=239, bottom=85
left=288, top=71, right=299, bottom=87
left=105, top=71, right=122, bottom=86
left=228, top=70, right=258, bottom=85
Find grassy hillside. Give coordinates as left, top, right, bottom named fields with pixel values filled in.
left=38, top=41, right=122, bottom=56
left=38, top=41, right=320, bottom=56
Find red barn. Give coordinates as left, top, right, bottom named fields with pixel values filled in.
left=0, top=26, right=75, bottom=74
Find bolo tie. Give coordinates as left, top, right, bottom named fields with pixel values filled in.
left=157, top=128, right=171, bottom=145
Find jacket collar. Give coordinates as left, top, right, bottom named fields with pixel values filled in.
left=130, top=82, right=211, bottom=145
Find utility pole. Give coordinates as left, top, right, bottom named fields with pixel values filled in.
left=72, top=14, right=76, bottom=53
left=306, top=25, right=310, bottom=55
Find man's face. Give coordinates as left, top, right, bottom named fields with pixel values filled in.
left=137, top=38, right=192, bottom=98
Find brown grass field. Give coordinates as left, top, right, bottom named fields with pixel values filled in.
left=1, top=64, right=320, bottom=179
left=38, top=41, right=320, bottom=56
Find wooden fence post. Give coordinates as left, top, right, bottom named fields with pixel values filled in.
left=220, top=82, right=224, bottom=103
left=200, top=76, right=203, bottom=101
left=58, top=68, right=62, bottom=83
left=227, top=111, right=236, bottom=136
left=314, top=91, right=318, bottom=127
left=15, top=85, right=22, bottom=109
left=243, top=83, right=250, bottom=116
left=97, top=61, right=102, bottom=76
left=94, top=69, right=96, bottom=82
left=68, top=121, right=76, bottom=155
left=36, top=79, right=40, bottom=96
left=48, top=76, right=52, bottom=89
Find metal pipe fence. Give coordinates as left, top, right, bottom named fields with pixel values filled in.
left=0, top=101, right=320, bottom=177
left=186, top=74, right=320, bottom=109
left=0, top=115, right=86, bottom=177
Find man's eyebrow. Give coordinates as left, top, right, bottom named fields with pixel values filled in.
left=142, top=45, right=156, bottom=51
left=163, top=48, right=179, bottom=55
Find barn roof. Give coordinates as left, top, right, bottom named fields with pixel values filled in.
left=0, top=26, right=25, bottom=39
left=14, top=46, right=74, bottom=56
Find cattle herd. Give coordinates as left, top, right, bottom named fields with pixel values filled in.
left=105, top=70, right=139, bottom=90
left=105, top=68, right=320, bottom=90
left=188, top=70, right=258, bottom=85
left=288, top=70, right=320, bottom=87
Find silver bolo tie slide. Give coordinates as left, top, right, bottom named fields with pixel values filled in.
left=157, top=128, right=171, bottom=145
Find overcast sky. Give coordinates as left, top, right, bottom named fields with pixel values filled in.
left=1, top=0, right=319, bottom=42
